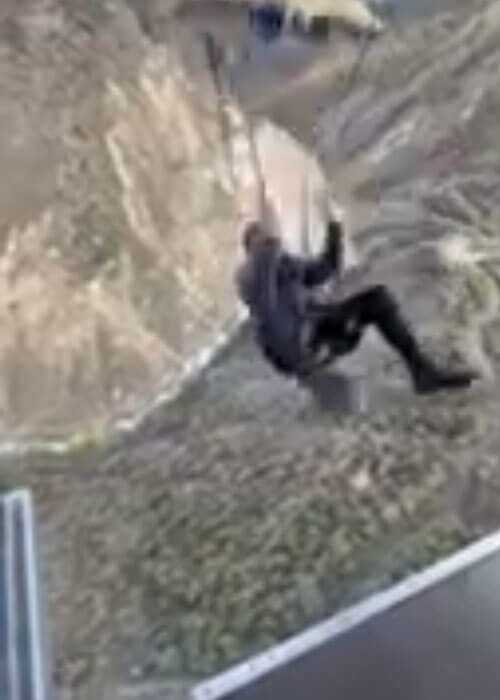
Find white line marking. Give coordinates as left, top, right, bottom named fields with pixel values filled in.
left=5, top=493, right=20, bottom=700
left=192, top=529, right=500, bottom=700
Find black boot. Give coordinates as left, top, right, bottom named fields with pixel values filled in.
left=412, top=362, right=478, bottom=395
left=352, top=286, right=479, bottom=395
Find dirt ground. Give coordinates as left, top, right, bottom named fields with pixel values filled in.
left=3, top=1, right=500, bottom=699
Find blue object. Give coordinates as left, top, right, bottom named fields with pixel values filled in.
left=249, top=3, right=285, bottom=42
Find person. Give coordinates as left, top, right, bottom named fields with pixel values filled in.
left=249, top=3, right=285, bottom=42
left=248, top=1, right=383, bottom=44
left=235, top=219, right=478, bottom=394
left=249, top=3, right=331, bottom=43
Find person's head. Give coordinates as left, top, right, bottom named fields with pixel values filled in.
left=327, top=218, right=344, bottom=240
left=241, top=222, right=275, bottom=253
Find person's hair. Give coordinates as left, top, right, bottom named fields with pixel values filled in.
left=242, top=222, right=266, bottom=251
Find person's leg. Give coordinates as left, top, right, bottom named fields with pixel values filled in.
left=311, top=285, right=478, bottom=394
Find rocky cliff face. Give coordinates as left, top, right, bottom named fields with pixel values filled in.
left=0, top=0, right=346, bottom=440
left=0, top=0, right=255, bottom=436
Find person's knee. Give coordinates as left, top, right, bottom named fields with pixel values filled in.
left=367, top=285, right=398, bottom=317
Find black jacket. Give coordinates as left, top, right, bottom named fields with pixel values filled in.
left=236, top=236, right=337, bottom=376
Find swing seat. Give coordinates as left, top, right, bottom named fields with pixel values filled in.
left=298, top=368, right=366, bottom=413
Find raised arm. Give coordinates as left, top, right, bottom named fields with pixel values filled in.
left=284, top=219, right=344, bottom=287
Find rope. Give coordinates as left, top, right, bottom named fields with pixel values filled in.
left=202, top=31, right=237, bottom=191
left=342, top=30, right=373, bottom=100
left=202, top=30, right=268, bottom=224
left=242, top=108, right=268, bottom=222
left=337, top=7, right=405, bottom=143
left=300, top=173, right=311, bottom=255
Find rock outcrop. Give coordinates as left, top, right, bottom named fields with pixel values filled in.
left=0, top=0, right=351, bottom=440
left=0, top=0, right=251, bottom=436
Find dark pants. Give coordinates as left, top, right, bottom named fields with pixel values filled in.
left=308, top=285, right=429, bottom=378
